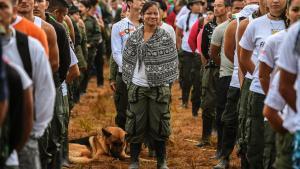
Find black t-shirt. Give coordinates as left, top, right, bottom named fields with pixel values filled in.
left=46, top=13, right=71, bottom=86
left=201, top=19, right=217, bottom=60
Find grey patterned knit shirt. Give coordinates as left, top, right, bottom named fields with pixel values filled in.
left=122, top=26, right=179, bottom=87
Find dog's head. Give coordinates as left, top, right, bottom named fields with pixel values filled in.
left=101, top=127, right=126, bottom=159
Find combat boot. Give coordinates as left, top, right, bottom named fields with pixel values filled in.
left=129, top=143, right=141, bottom=169
left=155, top=141, right=169, bottom=169
left=213, top=157, right=229, bottom=169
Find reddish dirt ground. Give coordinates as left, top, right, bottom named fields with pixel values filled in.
left=67, top=64, right=241, bottom=169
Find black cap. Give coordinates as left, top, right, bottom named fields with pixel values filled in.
left=69, top=5, right=79, bottom=14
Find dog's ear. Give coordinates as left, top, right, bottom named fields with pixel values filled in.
left=102, top=128, right=112, bottom=138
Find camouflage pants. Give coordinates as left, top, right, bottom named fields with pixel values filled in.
left=274, top=132, right=293, bottom=169
left=200, top=66, right=219, bottom=141
left=125, top=84, right=171, bottom=143
left=18, top=138, right=41, bottom=169
left=220, top=86, right=240, bottom=158
left=263, top=122, right=276, bottom=169
left=114, top=73, right=128, bottom=130
left=47, top=86, right=68, bottom=169
left=246, top=91, right=265, bottom=169
left=62, top=93, right=70, bottom=162
left=237, top=78, right=252, bottom=169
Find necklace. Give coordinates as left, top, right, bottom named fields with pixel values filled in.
left=268, top=14, right=284, bottom=35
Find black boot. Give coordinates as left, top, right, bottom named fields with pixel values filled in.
left=213, top=157, right=229, bottom=169
left=154, top=141, right=169, bottom=169
left=129, top=143, right=141, bottom=169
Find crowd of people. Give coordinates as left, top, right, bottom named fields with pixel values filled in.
left=1, top=0, right=300, bottom=168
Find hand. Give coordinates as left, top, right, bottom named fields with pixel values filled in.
left=110, top=81, right=117, bottom=92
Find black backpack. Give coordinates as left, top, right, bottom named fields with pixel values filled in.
left=0, top=63, right=24, bottom=166
left=15, top=31, right=32, bottom=79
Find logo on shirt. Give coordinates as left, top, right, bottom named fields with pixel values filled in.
left=119, top=28, right=135, bottom=36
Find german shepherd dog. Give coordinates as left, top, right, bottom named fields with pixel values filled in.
left=69, top=127, right=129, bottom=163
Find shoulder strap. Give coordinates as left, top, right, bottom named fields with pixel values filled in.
left=197, top=17, right=205, bottom=34
left=15, top=31, right=32, bottom=79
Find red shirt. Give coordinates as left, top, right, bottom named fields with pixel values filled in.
left=166, top=11, right=177, bottom=30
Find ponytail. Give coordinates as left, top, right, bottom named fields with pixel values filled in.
left=185, top=12, right=192, bottom=32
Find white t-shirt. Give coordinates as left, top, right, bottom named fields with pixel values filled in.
left=160, top=22, right=176, bottom=44
left=69, top=47, right=79, bottom=67
left=277, top=21, right=300, bottom=116
left=33, top=16, right=42, bottom=28
left=132, top=60, right=148, bottom=87
left=111, top=17, right=139, bottom=72
left=3, top=28, right=55, bottom=138
left=264, top=71, right=300, bottom=133
left=4, top=61, right=32, bottom=166
left=239, top=14, right=285, bottom=94
left=258, top=30, right=286, bottom=81
left=175, top=6, right=190, bottom=22
left=176, top=12, right=199, bottom=52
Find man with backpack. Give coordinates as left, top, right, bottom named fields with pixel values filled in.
left=0, top=0, right=56, bottom=168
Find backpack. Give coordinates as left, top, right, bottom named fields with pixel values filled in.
left=15, top=31, right=32, bottom=79
left=0, top=63, right=24, bottom=167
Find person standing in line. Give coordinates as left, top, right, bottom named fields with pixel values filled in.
left=0, top=0, right=56, bottom=168
left=263, top=0, right=300, bottom=167
left=33, top=0, right=72, bottom=167
left=175, top=0, right=203, bottom=116
left=111, top=0, right=145, bottom=130
left=16, top=0, right=59, bottom=73
left=196, top=0, right=229, bottom=148
left=239, top=0, right=287, bottom=166
left=209, top=0, right=244, bottom=167
left=216, top=3, right=258, bottom=169
left=79, top=0, right=102, bottom=92
left=235, top=1, right=267, bottom=167
left=122, top=2, right=178, bottom=168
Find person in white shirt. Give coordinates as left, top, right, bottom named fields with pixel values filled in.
left=175, top=0, right=203, bottom=114
left=209, top=1, right=244, bottom=168
left=0, top=0, right=55, bottom=168
left=111, top=0, right=145, bottom=130
left=261, top=10, right=297, bottom=167
left=239, top=0, right=287, bottom=166
left=276, top=10, right=300, bottom=169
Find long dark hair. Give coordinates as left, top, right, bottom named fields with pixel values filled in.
left=185, top=12, right=202, bottom=32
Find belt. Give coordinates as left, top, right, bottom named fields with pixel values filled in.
left=117, top=72, right=122, bottom=76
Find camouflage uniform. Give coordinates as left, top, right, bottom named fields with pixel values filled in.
left=126, top=84, right=171, bottom=143
left=237, top=78, right=252, bottom=169
left=274, top=133, right=293, bottom=169
left=81, top=15, right=101, bottom=92
left=200, top=63, right=219, bottom=143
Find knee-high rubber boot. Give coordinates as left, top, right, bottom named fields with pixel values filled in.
left=129, top=143, right=141, bottom=169
left=154, top=141, right=169, bottom=169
